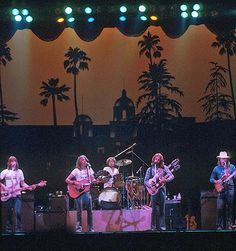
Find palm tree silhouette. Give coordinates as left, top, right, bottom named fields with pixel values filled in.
left=0, top=104, right=19, bottom=125
left=0, top=43, right=12, bottom=125
left=211, top=30, right=236, bottom=119
left=198, top=62, right=233, bottom=121
left=64, top=47, right=91, bottom=118
left=137, top=32, right=183, bottom=128
left=40, top=78, right=71, bottom=126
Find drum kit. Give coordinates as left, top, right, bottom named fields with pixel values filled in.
left=92, top=158, right=146, bottom=210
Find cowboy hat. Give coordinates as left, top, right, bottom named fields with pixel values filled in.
left=216, top=151, right=230, bottom=159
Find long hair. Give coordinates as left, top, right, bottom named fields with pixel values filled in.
left=151, top=153, right=164, bottom=168
left=217, top=158, right=230, bottom=167
left=7, top=156, right=19, bottom=170
left=106, top=157, right=116, bottom=166
left=76, top=155, right=89, bottom=169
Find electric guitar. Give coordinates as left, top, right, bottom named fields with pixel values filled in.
left=146, top=159, right=180, bottom=196
left=1, top=180, right=47, bottom=202
left=67, top=179, right=96, bottom=199
left=214, top=170, right=236, bottom=192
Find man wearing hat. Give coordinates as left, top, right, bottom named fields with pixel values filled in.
left=210, top=151, right=236, bottom=230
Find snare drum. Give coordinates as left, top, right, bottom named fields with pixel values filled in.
left=98, top=187, right=121, bottom=209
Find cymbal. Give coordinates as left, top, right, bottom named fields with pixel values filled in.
left=95, top=170, right=110, bottom=177
left=115, top=159, right=132, bottom=166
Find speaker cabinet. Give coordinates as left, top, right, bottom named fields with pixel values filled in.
left=201, top=191, right=217, bottom=230
left=49, top=195, right=69, bottom=211
left=35, top=211, right=66, bottom=231
left=165, top=200, right=183, bottom=230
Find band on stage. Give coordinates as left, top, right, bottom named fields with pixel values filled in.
left=1, top=149, right=236, bottom=233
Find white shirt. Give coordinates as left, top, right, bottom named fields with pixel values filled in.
left=71, top=167, right=94, bottom=183
left=103, top=166, right=119, bottom=188
left=0, top=169, right=24, bottom=195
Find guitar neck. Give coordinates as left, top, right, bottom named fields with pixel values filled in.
left=223, top=170, right=236, bottom=183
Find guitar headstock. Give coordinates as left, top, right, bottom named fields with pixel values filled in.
left=169, top=159, right=181, bottom=171
left=37, top=180, right=47, bottom=187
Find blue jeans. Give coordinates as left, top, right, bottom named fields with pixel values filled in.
left=216, top=189, right=234, bottom=228
left=151, top=187, right=166, bottom=230
left=74, top=192, right=93, bottom=230
left=5, top=196, right=22, bottom=230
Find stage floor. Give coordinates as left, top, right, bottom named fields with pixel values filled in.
left=1, top=230, right=236, bottom=251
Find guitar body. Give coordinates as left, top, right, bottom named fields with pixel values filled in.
left=0, top=180, right=47, bottom=202
left=146, top=159, right=180, bottom=196
left=214, top=182, right=224, bottom=193
left=67, top=180, right=91, bottom=199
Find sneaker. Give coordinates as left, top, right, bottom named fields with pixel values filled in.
left=160, top=227, right=166, bottom=231
left=75, top=222, right=82, bottom=233
left=88, top=228, right=94, bottom=232
left=217, top=226, right=222, bottom=230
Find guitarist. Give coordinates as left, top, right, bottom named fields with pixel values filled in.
left=65, top=155, right=95, bottom=232
left=144, top=153, right=174, bottom=231
left=0, top=156, right=35, bottom=233
left=210, top=151, right=236, bottom=230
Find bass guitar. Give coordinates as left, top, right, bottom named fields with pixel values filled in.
left=67, top=179, right=96, bottom=199
left=1, top=180, right=47, bottom=202
left=214, top=170, right=236, bottom=192
left=146, top=158, right=180, bottom=196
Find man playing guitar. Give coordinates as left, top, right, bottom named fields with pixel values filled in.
left=0, top=156, right=36, bottom=233
left=66, top=155, right=95, bottom=232
left=144, top=153, right=174, bottom=231
left=210, top=151, right=236, bottom=230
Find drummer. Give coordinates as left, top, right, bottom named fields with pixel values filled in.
left=103, top=157, right=119, bottom=188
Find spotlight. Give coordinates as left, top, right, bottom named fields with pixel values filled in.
left=12, top=9, right=20, bottom=16
left=15, top=15, right=22, bottom=22
left=88, top=17, right=95, bottom=23
left=26, top=16, right=33, bottom=23
left=150, top=15, right=158, bottom=21
left=193, top=4, right=200, bottom=11
left=140, top=16, right=147, bottom=21
left=181, top=12, right=188, bottom=18
left=180, top=4, right=188, bottom=12
left=65, top=7, right=72, bottom=14
left=85, top=7, right=92, bottom=14
left=68, top=17, right=75, bottom=23
left=138, top=5, right=146, bottom=12
left=120, top=6, right=127, bottom=13
left=21, top=9, right=29, bottom=16
left=119, top=16, right=126, bottom=21
left=191, top=11, right=199, bottom=18
left=57, top=17, right=64, bottom=23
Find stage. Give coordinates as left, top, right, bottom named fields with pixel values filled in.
left=1, top=230, right=236, bottom=251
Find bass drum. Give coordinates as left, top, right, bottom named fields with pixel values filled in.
left=98, top=187, right=121, bottom=210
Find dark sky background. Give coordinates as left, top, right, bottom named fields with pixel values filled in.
left=2, top=25, right=236, bottom=125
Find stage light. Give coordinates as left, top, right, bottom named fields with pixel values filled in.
left=26, top=16, right=33, bottom=23
left=180, top=4, right=188, bottom=12
left=119, top=16, right=126, bottom=21
left=68, top=17, right=75, bottom=23
left=21, top=9, right=29, bottom=16
left=139, top=5, right=146, bottom=12
left=12, top=9, right=20, bottom=16
left=88, top=17, right=95, bottom=23
left=15, top=15, right=22, bottom=22
left=191, top=11, right=199, bottom=18
left=57, top=17, right=64, bottom=23
left=150, top=15, right=158, bottom=21
left=120, top=6, right=127, bottom=13
left=181, top=12, right=188, bottom=18
left=65, top=7, right=72, bottom=14
left=193, top=4, right=200, bottom=11
left=140, top=16, right=147, bottom=21
left=85, top=7, right=92, bottom=14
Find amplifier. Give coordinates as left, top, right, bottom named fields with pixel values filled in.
left=165, top=200, right=183, bottom=230
left=49, top=195, right=69, bottom=211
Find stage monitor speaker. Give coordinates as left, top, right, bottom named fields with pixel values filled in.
left=201, top=191, right=217, bottom=230
left=165, top=200, right=183, bottom=230
left=35, top=211, right=66, bottom=231
left=49, top=195, right=69, bottom=211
